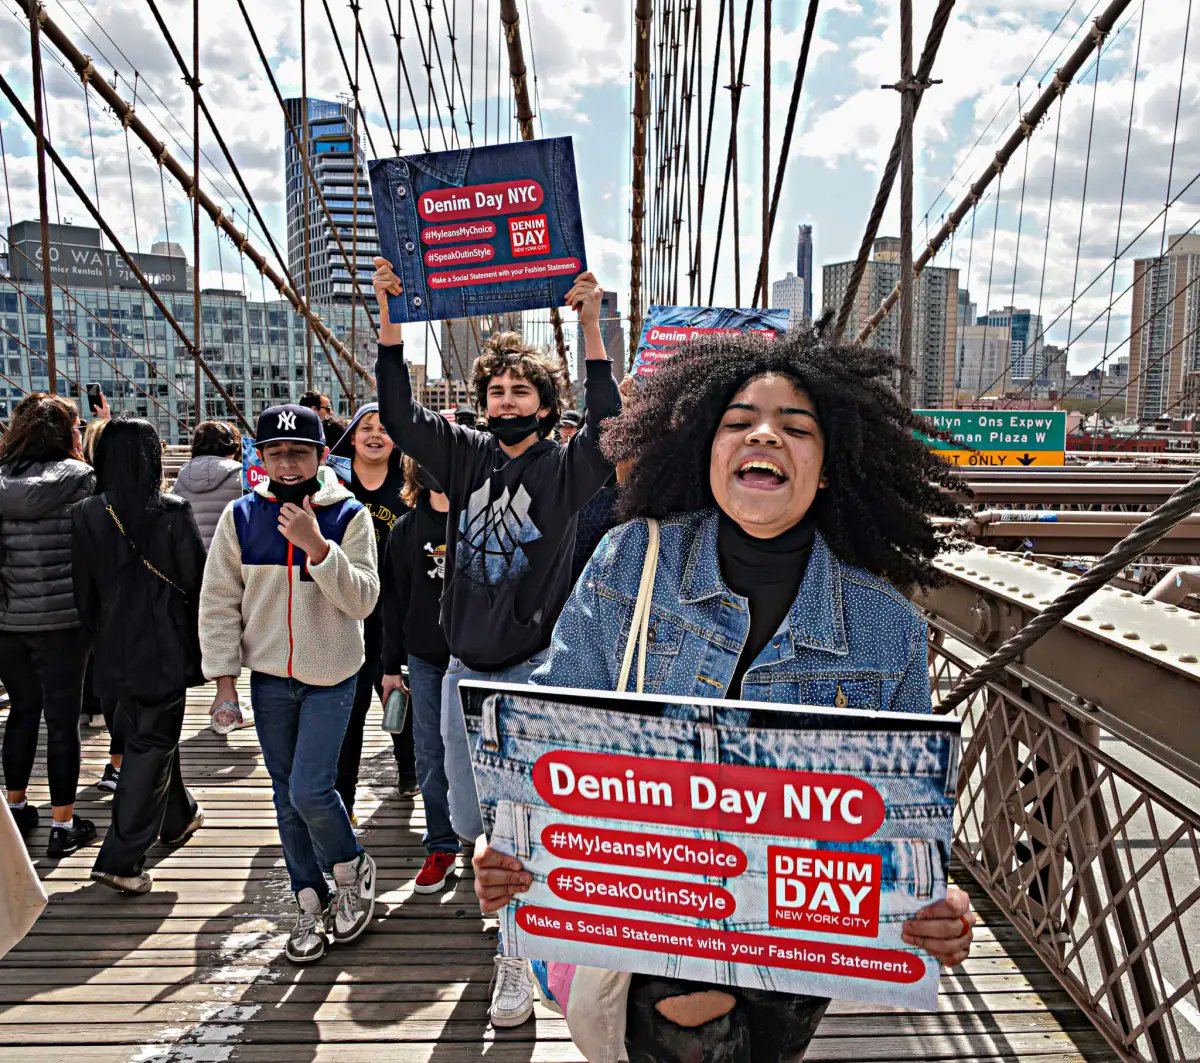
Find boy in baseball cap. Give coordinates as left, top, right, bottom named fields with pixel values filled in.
left=199, top=403, right=380, bottom=965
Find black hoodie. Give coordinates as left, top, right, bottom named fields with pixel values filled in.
left=377, top=343, right=620, bottom=671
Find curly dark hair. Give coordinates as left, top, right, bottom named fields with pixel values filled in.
left=471, top=331, right=567, bottom=438
left=600, top=329, right=967, bottom=589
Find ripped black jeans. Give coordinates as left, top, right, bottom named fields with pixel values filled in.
left=625, top=975, right=830, bottom=1063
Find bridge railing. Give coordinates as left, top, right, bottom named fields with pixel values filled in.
left=918, top=546, right=1200, bottom=1062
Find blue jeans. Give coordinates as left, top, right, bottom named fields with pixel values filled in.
left=409, top=655, right=456, bottom=854
left=440, top=650, right=548, bottom=842
left=251, top=672, right=363, bottom=901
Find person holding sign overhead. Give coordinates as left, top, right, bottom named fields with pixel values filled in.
left=471, top=330, right=977, bottom=1061
left=372, top=255, right=620, bottom=1029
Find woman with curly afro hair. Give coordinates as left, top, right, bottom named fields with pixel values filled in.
left=472, top=329, right=976, bottom=1062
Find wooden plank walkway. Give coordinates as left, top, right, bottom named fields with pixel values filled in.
left=0, top=681, right=1119, bottom=1061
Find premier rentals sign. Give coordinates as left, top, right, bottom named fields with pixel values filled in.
left=7, top=221, right=188, bottom=293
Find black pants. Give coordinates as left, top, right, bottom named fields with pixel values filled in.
left=0, top=628, right=88, bottom=806
left=336, top=649, right=415, bottom=815
left=93, top=690, right=197, bottom=876
left=81, top=653, right=125, bottom=757
left=625, top=976, right=830, bottom=1063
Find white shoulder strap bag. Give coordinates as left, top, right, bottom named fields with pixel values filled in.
left=561, top=518, right=659, bottom=1062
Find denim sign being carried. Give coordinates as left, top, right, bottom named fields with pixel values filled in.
left=461, top=681, right=961, bottom=1011
left=368, top=137, right=587, bottom=324
left=630, top=305, right=791, bottom=376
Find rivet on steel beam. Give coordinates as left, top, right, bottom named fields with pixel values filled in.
left=1139, top=599, right=1153, bottom=606
left=1055, top=841, right=1069, bottom=856
left=1077, top=614, right=1092, bottom=621
left=979, top=575, right=990, bottom=582
left=1120, top=592, right=1134, bottom=599
left=1122, top=632, right=1140, bottom=640
left=1164, top=606, right=1180, bottom=613
left=1150, top=642, right=1167, bottom=651
left=1004, top=801, right=1021, bottom=817
left=966, top=570, right=978, bottom=576
left=1039, top=599, right=1052, bottom=605
left=1180, top=655, right=1199, bottom=664
left=1022, top=592, right=1035, bottom=599
left=1099, top=622, right=1115, bottom=631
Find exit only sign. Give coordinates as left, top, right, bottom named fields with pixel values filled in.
left=914, top=410, right=1067, bottom=468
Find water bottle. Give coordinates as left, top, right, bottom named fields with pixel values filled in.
left=381, top=689, right=409, bottom=734
left=211, top=699, right=242, bottom=736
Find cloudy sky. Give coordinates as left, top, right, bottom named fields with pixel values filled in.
left=0, top=0, right=1196, bottom=382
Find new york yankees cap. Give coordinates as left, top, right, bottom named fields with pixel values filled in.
left=254, top=403, right=326, bottom=448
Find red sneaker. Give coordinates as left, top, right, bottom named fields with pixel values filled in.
left=414, top=851, right=458, bottom=894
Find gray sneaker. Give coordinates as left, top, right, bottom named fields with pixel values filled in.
left=285, top=888, right=327, bottom=964
left=91, top=869, right=153, bottom=894
left=328, top=852, right=376, bottom=943
left=161, top=808, right=205, bottom=846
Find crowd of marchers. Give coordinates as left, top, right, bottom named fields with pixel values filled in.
left=0, top=261, right=976, bottom=1062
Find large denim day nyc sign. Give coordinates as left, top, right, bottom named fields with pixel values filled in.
left=460, top=682, right=962, bottom=1011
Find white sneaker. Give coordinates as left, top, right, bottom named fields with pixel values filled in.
left=286, top=888, right=327, bottom=964
left=328, top=852, right=376, bottom=943
left=489, top=955, right=535, bottom=1028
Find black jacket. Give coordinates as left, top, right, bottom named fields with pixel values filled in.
left=0, top=458, right=95, bottom=632
left=377, top=345, right=620, bottom=671
left=71, top=493, right=207, bottom=700
left=381, top=492, right=450, bottom=672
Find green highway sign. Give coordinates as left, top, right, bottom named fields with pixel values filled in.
left=913, top=410, right=1067, bottom=468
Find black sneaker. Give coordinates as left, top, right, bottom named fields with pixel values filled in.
left=46, top=816, right=97, bottom=858
left=397, top=774, right=420, bottom=798
left=96, top=764, right=120, bottom=793
left=8, top=803, right=37, bottom=838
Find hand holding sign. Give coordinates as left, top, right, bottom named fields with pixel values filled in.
left=373, top=257, right=404, bottom=345
left=564, top=271, right=603, bottom=324
left=473, top=834, right=533, bottom=914
left=902, top=885, right=976, bottom=968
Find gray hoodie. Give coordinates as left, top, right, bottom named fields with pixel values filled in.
left=0, top=458, right=95, bottom=631
left=171, top=455, right=242, bottom=549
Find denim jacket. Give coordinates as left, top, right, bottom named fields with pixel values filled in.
left=532, top=509, right=931, bottom=713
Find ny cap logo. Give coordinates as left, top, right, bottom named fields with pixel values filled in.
left=277, top=411, right=297, bottom=431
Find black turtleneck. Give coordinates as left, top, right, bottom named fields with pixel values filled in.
left=717, top=512, right=815, bottom=699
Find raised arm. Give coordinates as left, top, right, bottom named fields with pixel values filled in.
left=555, top=273, right=621, bottom=510
left=373, top=256, right=488, bottom=492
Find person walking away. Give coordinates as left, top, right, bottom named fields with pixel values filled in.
left=380, top=458, right=455, bottom=892
left=79, top=414, right=124, bottom=784
left=327, top=404, right=416, bottom=819
left=373, top=257, right=621, bottom=1027
left=73, top=418, right=207, bottom=893
left=172, top=421, right=244, bottom=549
left=199, top=403, right=380, bottom=964
left=473, top=332, right=979, bottom=1061
left=0, top=394, right=95, bottom=857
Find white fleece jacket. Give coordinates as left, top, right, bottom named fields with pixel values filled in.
left=199, top=467, right=380, bottom=687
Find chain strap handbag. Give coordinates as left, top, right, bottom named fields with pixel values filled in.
left=103, top=497, right=188, bottom=598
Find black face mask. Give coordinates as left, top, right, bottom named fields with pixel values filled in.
left=269, top=475, right=321, bottom=506
left=490, top=413, right=541, bottom=447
